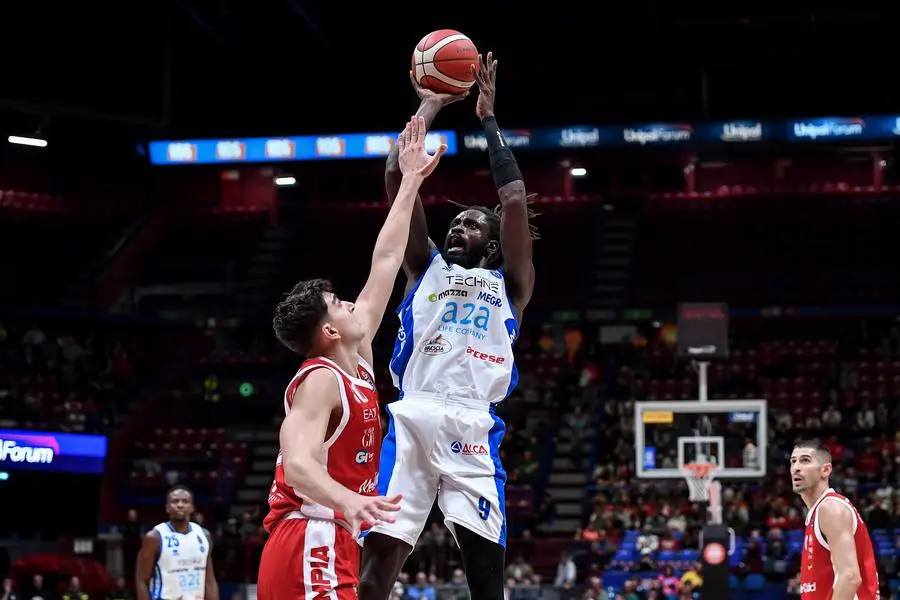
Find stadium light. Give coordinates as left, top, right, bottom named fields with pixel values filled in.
left=8, top=135, right=48, bottom=148
left=274, top=176, right=297, bottom=187
left=570, top=167, right=587, bottom=177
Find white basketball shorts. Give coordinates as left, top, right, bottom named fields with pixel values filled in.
left=363, top=394, right=507, bottom=548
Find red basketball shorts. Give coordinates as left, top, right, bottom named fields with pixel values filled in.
left=258, top=517, right=360, bottom=600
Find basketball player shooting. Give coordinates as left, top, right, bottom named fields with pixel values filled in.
left=360, top=52, right=534, bottom=600
left=256, top=116, right=446, bottom=600
left=135, top=485, right=219, bottom=600
left=790, top=440, right=879, bottom=600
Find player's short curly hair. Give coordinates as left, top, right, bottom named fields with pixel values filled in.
left=273, top=279, right=332, bottom=356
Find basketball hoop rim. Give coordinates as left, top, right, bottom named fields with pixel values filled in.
left=682, top=462, right=720, bottom=480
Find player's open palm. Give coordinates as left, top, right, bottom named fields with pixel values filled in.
left=398, top=115, right=447, bottom=178
left=343, top=493, right=402, bottom=535
left=473, top=51, right=497, bottom=120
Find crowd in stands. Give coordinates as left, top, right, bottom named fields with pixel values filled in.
left=3, top=312, right=900, bottom=599
left=0, top=318, right=138, bottom=434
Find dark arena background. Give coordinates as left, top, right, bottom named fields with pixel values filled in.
left=1, top=2, right=899, bottom=600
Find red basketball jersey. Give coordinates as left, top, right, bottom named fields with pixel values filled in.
left=800, top=488, right=879, bottom=600
left=263, top=356, right=382, bottom=534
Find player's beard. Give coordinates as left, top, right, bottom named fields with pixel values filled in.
left=443, top=242, right=486, bottom=269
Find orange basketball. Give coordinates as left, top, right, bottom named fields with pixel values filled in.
left=411, top=29, right=480, bottom=95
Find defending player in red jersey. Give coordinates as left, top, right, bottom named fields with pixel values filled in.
left=791, top=440, right=880, bottom=600
left=257, top=116, right=447, bottom=600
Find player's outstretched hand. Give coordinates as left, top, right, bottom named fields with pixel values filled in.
left=342, top=493, right=403, bottom=535
left=409, top=71, right=469, bottom=107
left=472, top=51, right=497, bottom=120
left=398, top=115, right=447, bottom=178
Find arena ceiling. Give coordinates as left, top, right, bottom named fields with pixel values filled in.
left=0, top=2, right=896, bottom=142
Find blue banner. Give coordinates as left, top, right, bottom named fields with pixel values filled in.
left=148, top=131, right=458, bottom=165
left=148, top=115, right=900, bottom=164
left=0, top=430, right=107, bottom=474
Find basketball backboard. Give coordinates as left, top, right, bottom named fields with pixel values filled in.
left=634, top=399, right=767, bottom=480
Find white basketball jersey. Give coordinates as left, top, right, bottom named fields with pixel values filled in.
left=390, top=250, right=519, bottom=404
left=149, top=522, right=209, bottom=600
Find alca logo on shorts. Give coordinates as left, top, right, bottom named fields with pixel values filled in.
left=421, top=335, right=451, bottom=356
left=450, top=440, right=488, bottom=456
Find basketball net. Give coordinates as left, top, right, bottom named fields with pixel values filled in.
left=683, top=463, right=723, bottom=524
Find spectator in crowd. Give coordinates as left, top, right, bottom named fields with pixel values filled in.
left=405, top=573, right=436, bottom=600
left=554, top=552, right=577, bottom=589
left=60, top=577, right=87, bottom=600
left=106, top=578, right=130, bottom=600
left=1, top=579, right=17, bottom=600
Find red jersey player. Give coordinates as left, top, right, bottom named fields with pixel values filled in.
left=791, top=440, right=880, bottom=600
left=257, top=116, right=447, bottom=600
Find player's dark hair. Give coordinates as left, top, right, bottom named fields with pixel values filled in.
left=447, top=198, right=540, bottom=269
left=273, top=279, right=332, bottom=356
left=167, top=484, right=194, bottom=501
left=793, top=439, right=832, bottom=463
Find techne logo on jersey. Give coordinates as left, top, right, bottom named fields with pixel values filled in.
left=623, top=124, right=693, bottom=146
left=442, top=274, right=500, bottom=295
left=0, top=429, right=106, bottom=474
left=790, top=118, right=865, bottom=141
left=449, top=440, right=489, bottom=456
left=421, top=335, right=452, bottom=356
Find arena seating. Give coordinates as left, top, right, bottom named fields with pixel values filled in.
left=137, top=211, right=268, bottom=285
left=7, top=159, right=900, bottom=600
left=579, top=316, right=900, bottom=597
left=0, top=197, right=131, bottom=306
left=633, top=195, right=900, bottom=308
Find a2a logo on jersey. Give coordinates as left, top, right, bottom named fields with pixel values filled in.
left=449, top=440, right=488, bottom=456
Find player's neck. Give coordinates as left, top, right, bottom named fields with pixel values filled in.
left=168, top=519, right=191, bottom=533
left=321, top=344, right=359, bottom=376
left=801, top=482, right=831, bottom=509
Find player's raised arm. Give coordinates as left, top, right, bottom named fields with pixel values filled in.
left=473, top=53, right=535, bottom=312
left=385, top=76, right=466, bottom=282
left=135, top=530, right=161, bottom=600
left=818, top=500, right=863, bottom=600
left=281, top=368, right=402, bottom=533
left=356, top=116, right=448, bottom=353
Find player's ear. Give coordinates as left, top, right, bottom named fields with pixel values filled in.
left=821, top=461, right=833, bottom=478
left=322, top=321, right=341, bottom=342
left=486, top=239, right=499, bottom=256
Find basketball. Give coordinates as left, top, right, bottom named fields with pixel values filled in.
left=411, top=29, right=480, bottom=95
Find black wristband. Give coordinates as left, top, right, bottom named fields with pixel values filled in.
left=481, top=116, right=523, bottom=189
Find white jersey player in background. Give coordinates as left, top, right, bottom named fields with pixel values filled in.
left=360, top=52, right=536, bottom=600
left=136, top=486, right=219, bottom=600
